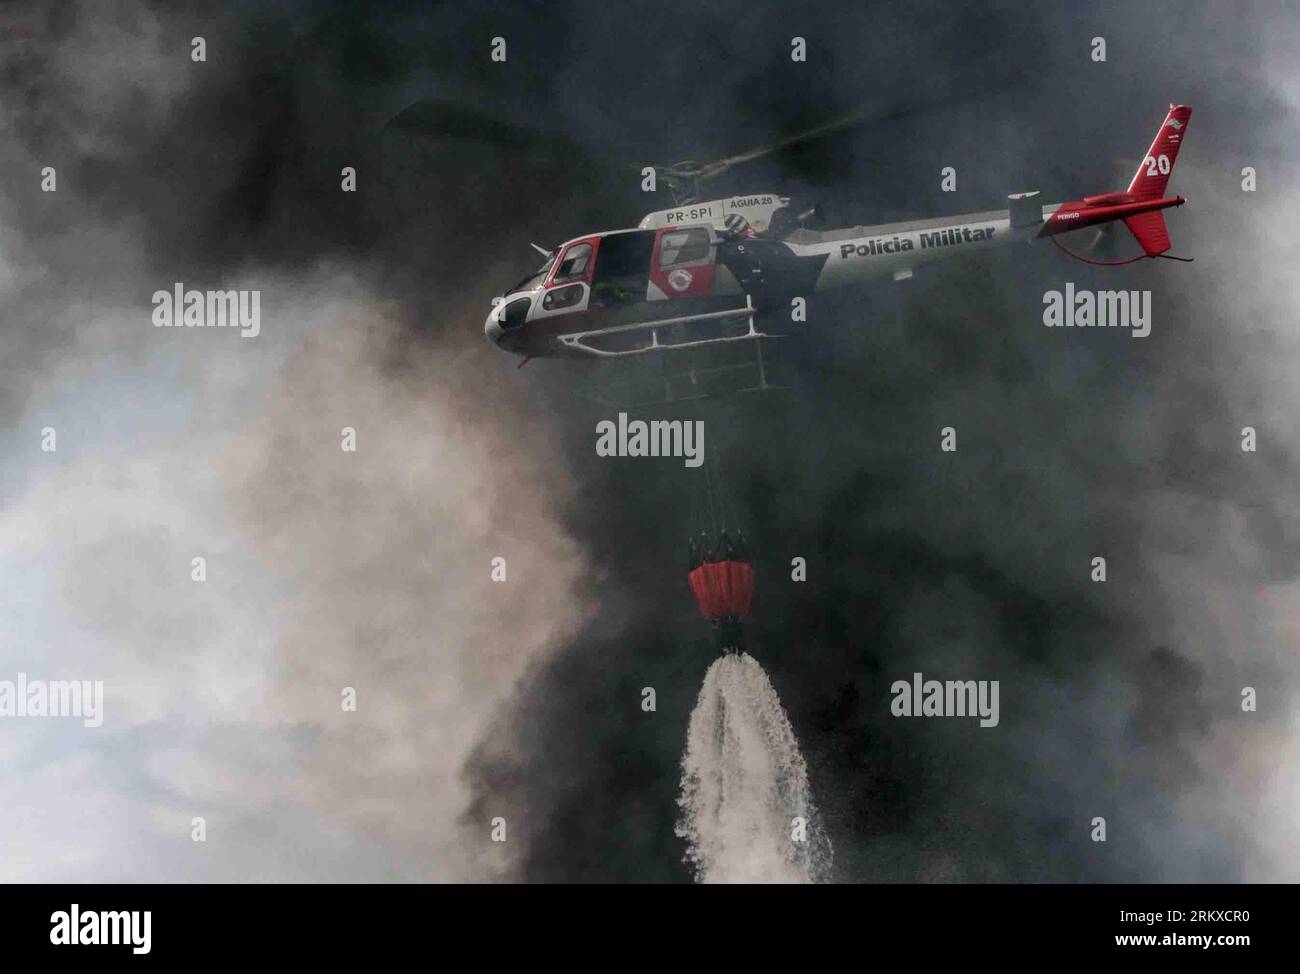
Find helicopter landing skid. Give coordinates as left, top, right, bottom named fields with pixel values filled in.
left=556, top=297, right=773, bottom=358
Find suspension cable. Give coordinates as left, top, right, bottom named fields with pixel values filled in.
left=703, top=452, right=718, bottom=538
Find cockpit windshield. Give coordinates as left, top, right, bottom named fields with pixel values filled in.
left=507, top=251, right=557, bottom=293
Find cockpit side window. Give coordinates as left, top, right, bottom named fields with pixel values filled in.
left=553, top=242, right=593, bottom=283
left=659, top=227, right=711, bottom=266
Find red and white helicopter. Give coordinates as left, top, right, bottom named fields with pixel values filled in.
left=484, top=104, right=1192, bottom=374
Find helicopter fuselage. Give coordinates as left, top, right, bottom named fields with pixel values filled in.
left=485, top=187, right=1184, bottom=361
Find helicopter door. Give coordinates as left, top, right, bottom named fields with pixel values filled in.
left=649, top=225, right=716, bottom=300
left=535, top=237, right=598, bottom=321
left=588, top=230, right=656, bottom=309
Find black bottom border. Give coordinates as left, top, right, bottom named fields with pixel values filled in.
left=0, top=883, right=1281, bottom=962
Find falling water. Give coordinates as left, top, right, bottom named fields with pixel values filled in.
left=675, top=651, right=832, bottom=883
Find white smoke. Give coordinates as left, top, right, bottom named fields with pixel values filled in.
left=676, top=652, right=831, bottom=883
left=0, top=267, right=589, bottom=881
left=0, top=2, right=593, bottom=882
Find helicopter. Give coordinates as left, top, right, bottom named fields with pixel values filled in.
left=479, top=104, right=1192, bottom=375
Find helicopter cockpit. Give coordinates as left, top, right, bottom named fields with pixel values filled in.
left=487, top=228, right=692, bottom=354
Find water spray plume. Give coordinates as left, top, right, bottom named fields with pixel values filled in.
left=676, top=652, right=832, bottom=883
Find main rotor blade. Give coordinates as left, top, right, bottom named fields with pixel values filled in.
left=382, top=96, right=541, bottom=148
left=683, top=76, right=1021, bottom=186
left=696, top=107, right=874, bottom=179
